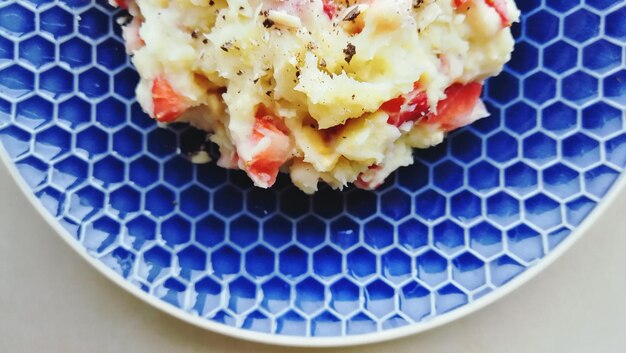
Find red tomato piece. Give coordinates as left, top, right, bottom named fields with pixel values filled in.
left=114, top=0, right=128, bottom=9
left=322, top=0, right=337, bottom=19
left=380, top=96, right=404, bottom=114
left=486, top=0, right=511, bottom=27
left=381, top=85, right=430, bottom=127
left=247, top=115, right=292, bottom=188
left=427, top=82, right=483, bottom=132
left=151, top=77, right=188, bottom=123
left=453, top=0, right=471, bottom=8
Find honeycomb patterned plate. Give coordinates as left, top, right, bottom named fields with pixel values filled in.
left=1, top=0, right=626, bottom=347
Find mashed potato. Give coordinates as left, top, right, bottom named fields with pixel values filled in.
left=112, top=0, right=519, bottom=193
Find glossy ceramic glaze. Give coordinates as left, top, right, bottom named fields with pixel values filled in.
left=0, top=0, right=625, bottom=346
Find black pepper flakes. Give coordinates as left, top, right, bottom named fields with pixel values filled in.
left=343, top=43, right=356, bottom=63
left=413, top=0, right=424, bottom=9
left=220, top=41, right=233, bottom=52
left=263, top=18, right=275, bottom=28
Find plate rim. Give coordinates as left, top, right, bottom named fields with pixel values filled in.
left=3, top=141, right=624, bottom=347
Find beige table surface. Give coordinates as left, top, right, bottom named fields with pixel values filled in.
left=1, top=160, right=625, bottom=353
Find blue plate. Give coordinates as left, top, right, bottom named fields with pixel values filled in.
left=1, top=0, right=625, bottom=346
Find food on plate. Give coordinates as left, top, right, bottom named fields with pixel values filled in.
left=112, top=0, right=520, bottom=193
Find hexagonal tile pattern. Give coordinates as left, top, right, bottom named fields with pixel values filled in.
left=0, top=0, right=625, bottom=339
